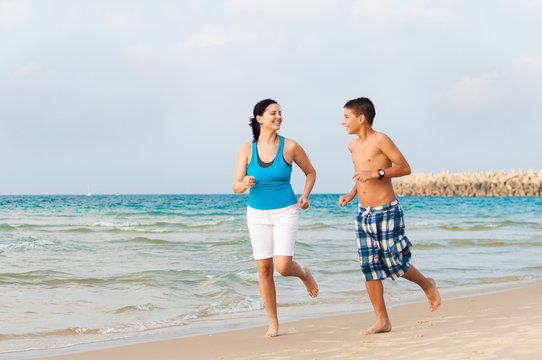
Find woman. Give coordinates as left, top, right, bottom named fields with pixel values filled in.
left=233, top=99, right=318, bottom=337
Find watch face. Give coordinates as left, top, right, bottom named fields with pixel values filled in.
left=379, top=170, right=385, bottom=176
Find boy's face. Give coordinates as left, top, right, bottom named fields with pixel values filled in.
left=342, top=108, right=362, bottom=134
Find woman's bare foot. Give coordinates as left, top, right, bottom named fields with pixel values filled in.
left=424, top=278, right=441, bottom=312
left=302, top=267, right=318, bottom=298
left=266, top=322, right=279, bottom=338
left=362, top=320, right=392, bottom=335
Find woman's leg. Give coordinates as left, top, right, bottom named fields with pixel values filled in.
left=274, top=256, right=318, bottom=298
left=256, top=258, right=279, bottom=337
left=271, top=205, right=318, bottom=298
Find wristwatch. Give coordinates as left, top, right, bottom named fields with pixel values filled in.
left=378, top=169, right=385, bottom=180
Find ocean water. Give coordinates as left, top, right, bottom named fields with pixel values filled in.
left=1, top=195, right=541, bottom=357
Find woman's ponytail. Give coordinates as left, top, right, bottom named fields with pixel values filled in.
left=249, top=117, right=261, bottom=142
left=249, top=98, right=277, bottom=142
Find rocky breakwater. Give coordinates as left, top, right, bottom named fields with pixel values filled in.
left=393, top=169, right=542, bottom=196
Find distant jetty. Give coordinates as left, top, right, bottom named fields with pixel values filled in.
left=393, top=169, right=542, bottom=196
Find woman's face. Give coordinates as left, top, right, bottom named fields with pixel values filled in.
left=257, top=103, right=282, bottom=131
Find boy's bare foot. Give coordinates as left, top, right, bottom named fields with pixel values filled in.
left=362, top=320, right=392, bottom=335
left=302, top=267, right=318, bottom=298
left=425, top=278, right=441, bottom=311
left=266, top=323, right=279, bottom=338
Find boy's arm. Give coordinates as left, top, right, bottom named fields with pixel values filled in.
left=339, top=185, right=357, bottom=206
left=378, top=134, right=411, bottom=179
left=353, top=134, right=411, bottom=182
left=340, top=140, right=357, bottom=206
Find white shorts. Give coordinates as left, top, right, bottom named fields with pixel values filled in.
left=246, top=203, right=299, bottom=260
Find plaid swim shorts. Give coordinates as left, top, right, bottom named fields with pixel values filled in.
left=355, top=200, right=412, bottom=281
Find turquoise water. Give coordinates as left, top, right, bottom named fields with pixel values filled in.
left=1, top=195, right=541, bottom=356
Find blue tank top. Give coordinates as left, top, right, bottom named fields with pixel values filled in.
left=246, top=136, right=297, bottom=210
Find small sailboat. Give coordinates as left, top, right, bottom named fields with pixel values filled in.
left=86, top=185, right=92, bottom=196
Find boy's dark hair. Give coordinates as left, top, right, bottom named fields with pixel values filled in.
left=249, top=98, right=278, bottom=142
left=344, top=97, right=376, bottom=126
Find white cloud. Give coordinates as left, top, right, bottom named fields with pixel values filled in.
left=104, top=10, right=145, bottom=30
left=503, top=0, right=542, bottom=15
left=351, top=0, right=458, bottom=26
left=12, top=62, right=39, bottom=79
left=526, top=0, right=542, bottom=11
left=183, top=24, right=247, bottom=49
left=124, top=45, right=163, bottom=67
left=447, top=54, right=542, bottom=105
left=448, top=73, right=500, bottom=104
left=11, top=62, right=57, bottom=88
left=64, top=11, right=79, bottom=29
left=508, top=54, right=542, bottom=81
left=0, top=0, right=30, bottom=27
left=123, top=25, right=248, bottom=67
left=228, top=0, right=331, bottom=18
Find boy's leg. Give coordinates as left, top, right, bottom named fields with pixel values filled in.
left=364, top=279, right=392, bottom=335
left=256, top=258, right=279, bottom=337
left=401, top=264, right=441, bottom=311
left=274, top=256, right=319, bottom=298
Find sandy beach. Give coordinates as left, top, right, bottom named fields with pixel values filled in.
left=34, top=283, right=542, bottom=360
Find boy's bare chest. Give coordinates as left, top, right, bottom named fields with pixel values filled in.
left=351, top=142, right=385, bottom=168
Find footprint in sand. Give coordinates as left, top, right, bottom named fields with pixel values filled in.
left=415, top=320, right=433, bottom=326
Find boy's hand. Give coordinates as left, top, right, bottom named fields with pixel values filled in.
left=298, top=197, right=309, bottom=210
left=352, top=170, right=378, bottom=183
left=339, top=194, right=354, bottom=206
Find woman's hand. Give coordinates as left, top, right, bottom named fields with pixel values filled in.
left=298, top=196, right=309, bottom=210
left=242, top=176, right=255, bottom=190
left=233, top=142, right=253, bottom=194
left=288, top=139, right=315, bottom=211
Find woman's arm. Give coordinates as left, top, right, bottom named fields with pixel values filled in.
left=289, top=140, right=316, bottom=210
left=233, top=142, right=255, bottom=194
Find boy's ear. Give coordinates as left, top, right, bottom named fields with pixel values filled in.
left=358, top=114, right=366, bottom=125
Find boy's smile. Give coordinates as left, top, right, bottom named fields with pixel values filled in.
left=342, top=108, right=361, bottom=134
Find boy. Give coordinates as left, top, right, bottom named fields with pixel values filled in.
left=339, top=97, right=441, bottom=335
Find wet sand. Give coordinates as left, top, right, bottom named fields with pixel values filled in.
left=36, top=283, right=542, bottom=360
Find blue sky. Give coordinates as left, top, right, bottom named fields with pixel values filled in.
left=1, top=0, right=541, bottom=195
